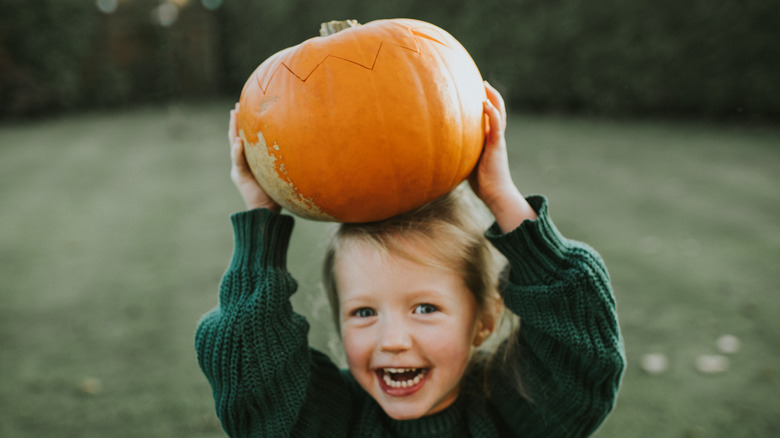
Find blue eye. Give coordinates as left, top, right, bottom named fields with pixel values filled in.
left=414, top=304, right=438, bottom=314
left=353, top=307, right=376, bottom=318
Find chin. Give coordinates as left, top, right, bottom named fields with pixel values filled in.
left=382, top=406, right=428, bottom=421
left=379, top=398, right=445, bottom=421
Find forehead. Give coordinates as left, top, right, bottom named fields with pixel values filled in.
left=333, top=239, right=472, bottom=304
left=339, top=230, right=456, bottom=271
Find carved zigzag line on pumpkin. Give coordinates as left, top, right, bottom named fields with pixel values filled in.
left=254, top=27, right=449, bottom=94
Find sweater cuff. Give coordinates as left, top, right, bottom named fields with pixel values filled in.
left=228, top=208, right=294, bottom=271
left=486, top=195, right=572, bottom=285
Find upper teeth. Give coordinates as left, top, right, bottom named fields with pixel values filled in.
left=385, top=368, right=416, bottom=373
left=382, top=368, right=426, bottom=388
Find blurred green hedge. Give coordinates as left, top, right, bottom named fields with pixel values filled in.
left=0, top=0, right=221, bottom=118
left=1, top=0, right=95, bottom=116
left=1, top=0, right=778, bottom=119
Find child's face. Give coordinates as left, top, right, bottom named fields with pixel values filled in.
left=335, top=240, right=489, bottom=420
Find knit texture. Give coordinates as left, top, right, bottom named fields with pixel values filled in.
left=195, top=195, right=625, bottom=437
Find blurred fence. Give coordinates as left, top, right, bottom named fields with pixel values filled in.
left=1, top=0, right=778, bottom=120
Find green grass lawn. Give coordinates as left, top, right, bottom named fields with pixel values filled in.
left=1, top=102, right=778, bottom=437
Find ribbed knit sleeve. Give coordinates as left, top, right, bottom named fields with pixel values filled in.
left=195, top=209, right=314, bottom=437
left=485, top=196, right=625, bottom=437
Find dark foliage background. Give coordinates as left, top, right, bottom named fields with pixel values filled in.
left=1, top=0, right=778, bottom=120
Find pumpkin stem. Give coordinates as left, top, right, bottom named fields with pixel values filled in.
left=319, top=19, right=360, bottom=37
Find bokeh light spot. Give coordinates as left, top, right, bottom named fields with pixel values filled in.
left=202, top=0, right=222, bottom=10
left=96, top=0, right=119, bottom=14
left=152, top=3, right=179, bottom=27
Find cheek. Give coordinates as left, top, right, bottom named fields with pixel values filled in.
left=422, top=324, right=475, bottom=365
left=341, top=328, right=371, bottom=369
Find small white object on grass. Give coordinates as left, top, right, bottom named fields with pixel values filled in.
left=695, top=354, right=729, bottom=374
left=79, top=377, right=103, bottom=395
left=640, top=353, right=670, bottom=374
left=716, top=334, right=741, bottom=354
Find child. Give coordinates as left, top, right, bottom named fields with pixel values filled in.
left=196, top=83, right=625, bottom=437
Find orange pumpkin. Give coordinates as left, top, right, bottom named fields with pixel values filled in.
left=237, top=18, right=485, bottom=223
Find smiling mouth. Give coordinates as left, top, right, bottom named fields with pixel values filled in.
left=378, top=368, right=429, bottom=389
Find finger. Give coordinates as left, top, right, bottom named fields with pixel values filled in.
left=230, top=135, right=243, bottom=163
left=229, top=102, right=242, bottom=143
left=483, top=82, right=504, bottom=112
left=228, top=109, right=237, bottom=143
left=231, top=145, right=251, bottom=185
left=483, top=100, right=502, bottom=146
left=230, top=135, right=239, bottom=165
left=483, top=82, right=507, bottom=127
left=233, top=139, right=254, bottom=175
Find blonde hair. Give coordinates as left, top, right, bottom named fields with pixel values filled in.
left=322, top=186, right=501, bottom=330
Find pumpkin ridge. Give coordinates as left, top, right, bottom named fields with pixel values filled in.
left=263, top=25, right=454, bottom=88
left=251, top=49, right=290, bottom=95
left=409, top=27, right=448, bottom=47
left=280, top=61, right=309, bottom=83
left=255, top=68, right=278, bottom=95
left=324, top=34, right=424, bottom=73
left=323, top=46, right=382, bottom=72
left=279, top=48, right=377, bottom=83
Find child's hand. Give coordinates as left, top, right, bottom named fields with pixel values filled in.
left=468, top=82, right=514, bottom=208
left=469, top=82, right=537, bottom=232
left=229, top=104, right=281, bottom=212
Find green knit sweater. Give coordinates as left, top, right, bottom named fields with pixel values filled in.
left=195, top=196, right=624, bottom=437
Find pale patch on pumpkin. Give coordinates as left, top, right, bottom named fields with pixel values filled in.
left=261, top=95, right=279, bottom=112
left=241, top=130, right=335, bottom=221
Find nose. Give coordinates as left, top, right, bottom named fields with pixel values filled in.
left=378, top=317, right=412, bottom=353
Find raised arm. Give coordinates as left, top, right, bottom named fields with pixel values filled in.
left=486, top=196, right=624, bottom=437
left=472, top=84, right=624, bottom=436
left=468, top=82, right=537, bottom=232
left=195, top=105, right=352, bottom=437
